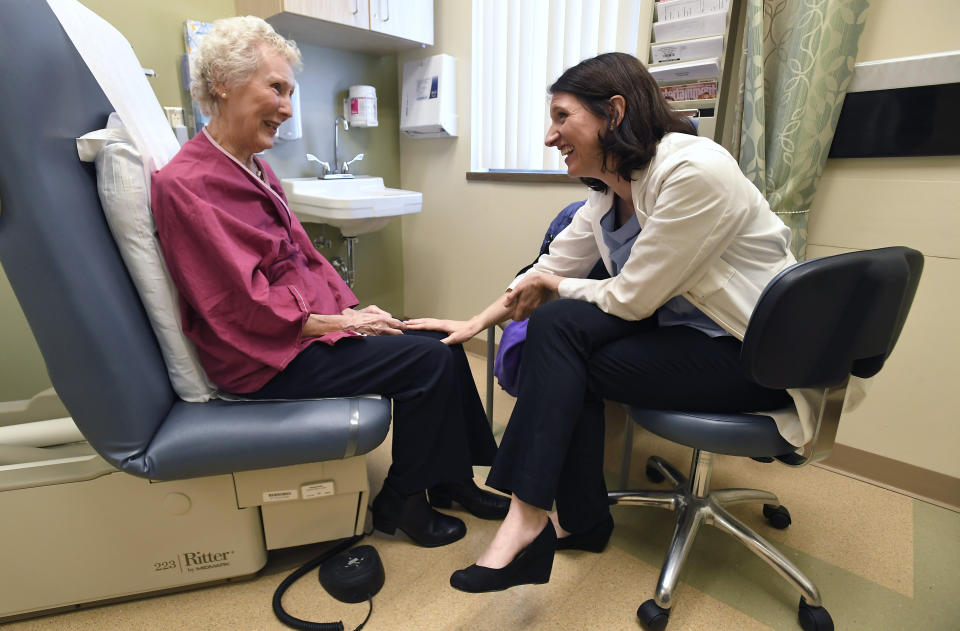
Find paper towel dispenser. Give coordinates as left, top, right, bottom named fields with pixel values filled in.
left=401, top=53, right=457, bottom=138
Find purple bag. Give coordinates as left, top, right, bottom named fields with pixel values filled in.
left=493, top=319, right=528, bottom=397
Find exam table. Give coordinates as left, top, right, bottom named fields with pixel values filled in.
left=0, top=0, right=391, bottom=620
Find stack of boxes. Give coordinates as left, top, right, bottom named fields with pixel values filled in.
left=646, top=0, right=731, bottom=134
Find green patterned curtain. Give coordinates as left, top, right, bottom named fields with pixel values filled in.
left=736, top=0, right=868, bottom=259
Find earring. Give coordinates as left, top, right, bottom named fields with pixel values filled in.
left=220, top=92, right=227, bottom=98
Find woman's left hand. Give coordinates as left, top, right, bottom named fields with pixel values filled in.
left=504, top=273, right=563, bottom=320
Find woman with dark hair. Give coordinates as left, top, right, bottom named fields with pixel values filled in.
left=407, top=52, right=796, bottom=591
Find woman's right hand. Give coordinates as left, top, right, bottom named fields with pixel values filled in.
left=404, top=318, right=481, bottom=346
left=504, top=272, right=563, bottom=320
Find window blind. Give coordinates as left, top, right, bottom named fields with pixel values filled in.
left=471, top=0, right=644, bottom=172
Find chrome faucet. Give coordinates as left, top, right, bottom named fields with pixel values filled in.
left=305, top=117, right=364, bottom=179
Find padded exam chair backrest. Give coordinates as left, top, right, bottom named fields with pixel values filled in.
left=0, top=2, right=176, bottom=453
left=740, top=246, right=924, bottom=390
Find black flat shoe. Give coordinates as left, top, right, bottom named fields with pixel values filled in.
left=450, top=521, right=557, bottom=593
left=429, top=479, right=510, bottom=520
left=556, top=513, right=614, bottom=553
left=372, top=481, right=466, bottom=547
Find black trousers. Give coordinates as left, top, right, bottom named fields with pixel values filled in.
left=244, top=330, right=497, bottom=495
left=486, top=299, right=791, bottom=534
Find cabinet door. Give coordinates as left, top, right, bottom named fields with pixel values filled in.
left=369, top=0, right=433, bottom=45
left=285, top=0, right=369, bottom=29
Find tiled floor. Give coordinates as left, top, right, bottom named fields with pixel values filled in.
left=6, top=353, right=959, bottom=630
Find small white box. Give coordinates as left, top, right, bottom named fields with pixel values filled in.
left=651, top=35, right=724, bottom=64
left=401, top=53, right=458, bottom=138
left=653, top=10, right=727, bottom=42
left=656, top=0, right=730, bottom=22
left=649, top=57, right=721, bottom=84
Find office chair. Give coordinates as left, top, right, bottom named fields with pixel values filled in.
left=610, top=247, right=923, bottom=631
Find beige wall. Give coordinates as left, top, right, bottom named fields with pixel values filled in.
left=400, top=1, right=960, bottom=479
left=82, top=0, right=238, bottom=107
left=808, top=1, right=960, bottom=478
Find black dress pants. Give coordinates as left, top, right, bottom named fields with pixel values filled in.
left=244, top=330, right=497, bottom=496
left=486, top=299, right=791, bottom=534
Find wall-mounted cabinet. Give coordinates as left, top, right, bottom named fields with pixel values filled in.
left=236, top=0, right=433, bottom=54
left=643, top=0, right=744, bottom=150
left=368, top=0, right=433, bottom=44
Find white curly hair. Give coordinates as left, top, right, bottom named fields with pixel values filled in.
left=189, top=16, right=302, bottom=116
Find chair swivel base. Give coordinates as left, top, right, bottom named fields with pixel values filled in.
left=609, top=452, right=834, bottom=631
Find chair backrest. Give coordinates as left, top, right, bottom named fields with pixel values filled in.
left=515, top=201, right=609, bottom=280
left=0, top=1, right=175, bottom=460
left=740, top=247, right=923, bottom=390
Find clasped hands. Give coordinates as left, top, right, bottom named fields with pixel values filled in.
left=503, top=272, right=563, bottom=321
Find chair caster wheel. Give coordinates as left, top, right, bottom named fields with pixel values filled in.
left=798, top=597, right=834, bottom=631
left=763, top=504, right=792, bottom=529
left=645, top=464, right=666, bottom=484
left=637, top=599, right=670, bottom=631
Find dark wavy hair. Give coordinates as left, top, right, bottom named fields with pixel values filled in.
left=550, top=52, right=697, bottom=192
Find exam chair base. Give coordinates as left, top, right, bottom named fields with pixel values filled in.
left=0, top=450, right=371, bottom=622
left=0, top=464, right=266, bottom=622
left=609, top=452, right=834, bottom=631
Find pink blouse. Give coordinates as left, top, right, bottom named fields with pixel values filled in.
left=151, top=130, right=358, bottom=393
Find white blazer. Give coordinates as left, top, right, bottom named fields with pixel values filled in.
left=512, top=133, right=830, bottom=447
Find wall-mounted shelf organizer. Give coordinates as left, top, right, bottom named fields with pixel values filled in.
left=644, top=0, right=745, bottom=149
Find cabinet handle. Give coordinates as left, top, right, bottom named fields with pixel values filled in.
left=350, top=0, right=359, bottom=15
left=381, top=0, right=390, bottom=22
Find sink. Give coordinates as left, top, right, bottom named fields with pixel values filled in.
left=280, top=176, right=422, bottom=236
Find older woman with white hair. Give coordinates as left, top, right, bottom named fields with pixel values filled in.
left=151, top=16, right=508, bottom=548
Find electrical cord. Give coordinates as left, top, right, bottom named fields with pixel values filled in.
left=272, top=509, right=379, bottom=631
left=272, top=534, right=364, bottom=631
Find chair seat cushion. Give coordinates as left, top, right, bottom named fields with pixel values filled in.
left=126, top=397, right=392, bottom=480
left=628, top=407, right=797, bottom=458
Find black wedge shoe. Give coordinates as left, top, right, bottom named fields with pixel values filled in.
left=449, top=521, right=557, bottom=593
left=556, top=512, right=614, bottom=553
left=372, top=481, right=466, bottom=547
left=429, top=479, right=510, bottom=520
